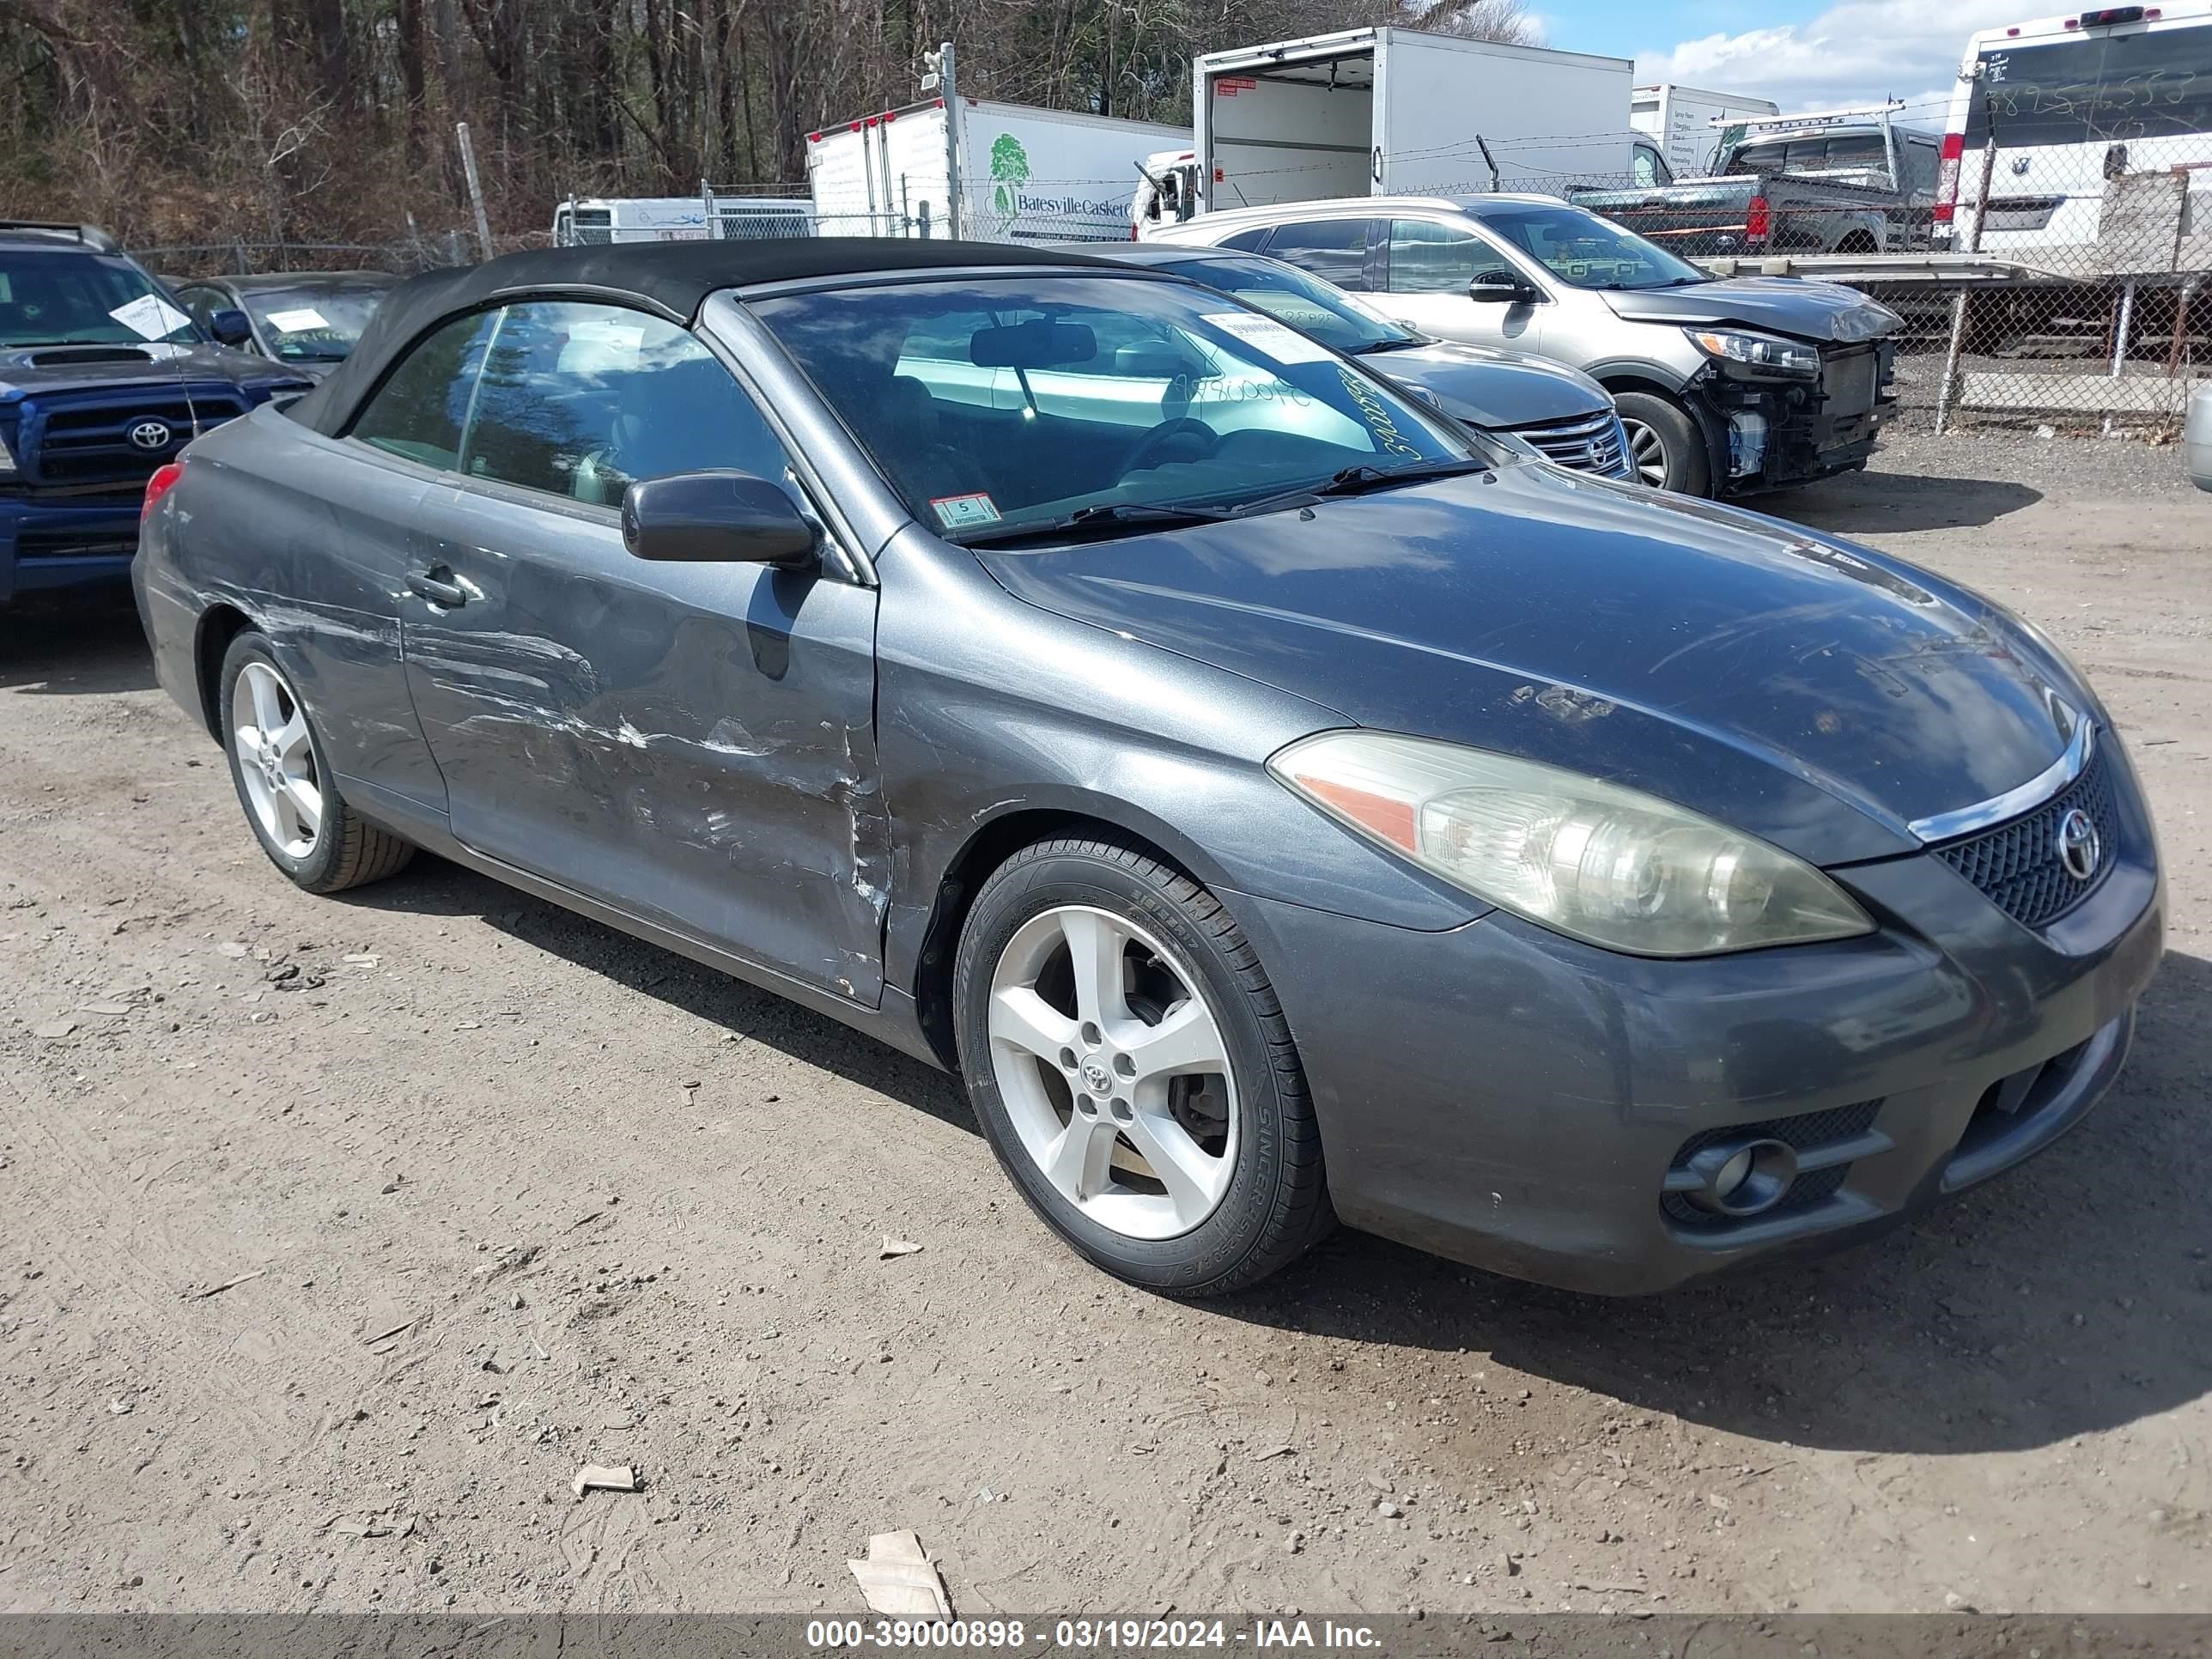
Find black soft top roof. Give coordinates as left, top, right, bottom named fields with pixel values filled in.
left=289, top=237, right=1123, bottom=436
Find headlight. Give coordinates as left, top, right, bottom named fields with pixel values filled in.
left=0, top=425, right=15, bottom=475
left=1269, top=731, right=1874, bottom=957
left=1686, top=327, right=1820, bottom=378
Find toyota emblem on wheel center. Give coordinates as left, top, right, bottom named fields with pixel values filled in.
left=2056, top=807, right=2102, bottom=883
left=128, top=420, right=173, bottom=451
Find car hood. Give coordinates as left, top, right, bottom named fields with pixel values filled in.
left=1601, top=276, right=1899, bottom=344
left=976, top=466, right=2090, bottom=866
left=0, top=341, right=304, bottom=398
left=1364, top=341, right=1611, bottom=429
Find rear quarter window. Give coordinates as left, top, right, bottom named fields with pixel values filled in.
left=349, top=311, right=499, bottom=470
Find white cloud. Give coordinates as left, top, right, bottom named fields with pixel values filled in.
left=1637, top=0, right=2026, bottom=126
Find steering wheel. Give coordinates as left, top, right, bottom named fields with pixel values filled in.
left=1122, top=417, right=1221, bottom=475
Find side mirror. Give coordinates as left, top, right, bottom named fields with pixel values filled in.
left=621, top=470, right=817, bottom=568
left=1468, top=270, right=1535, bottom=306
left=210, top=307, right=254, bottom=347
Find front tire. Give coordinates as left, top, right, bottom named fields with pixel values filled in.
left=1614, top=391, right=1714, bottom=495
left=954, top=835, right=1331, bottom=1296
left=219, top=631, right=414, bottom=894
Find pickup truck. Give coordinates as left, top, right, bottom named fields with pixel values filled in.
left=2, top=221, right=311, bottom=605
left=1568, top=113, right=1941, bottom=258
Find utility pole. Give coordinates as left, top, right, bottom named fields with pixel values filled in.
left=455, top=121, right=495, bottom=261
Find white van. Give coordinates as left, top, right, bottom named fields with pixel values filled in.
left=1935, top=2, right=2212, bottom=253
left=551, top=196, right=815, bottom=246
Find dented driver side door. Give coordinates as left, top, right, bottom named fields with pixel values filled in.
left=398, top=301, right=888, bottom=1004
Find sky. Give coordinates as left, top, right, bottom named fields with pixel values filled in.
left=1533, top=0, right=2044, bottom=126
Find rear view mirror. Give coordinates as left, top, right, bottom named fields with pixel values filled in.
left=621, top=471, right=817, bottom=568
left=971, top=319, right=1097, bottom=369
left=210, top=307, right=254, bottom=347
left=1468, top=271, right=1535, bottom=306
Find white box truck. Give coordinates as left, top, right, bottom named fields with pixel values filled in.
left=806, top=67, right=1188, bottom=243
left=1170, top=27, right=1634, bottom=221
left=1630, top=84, right=1782, bottom=179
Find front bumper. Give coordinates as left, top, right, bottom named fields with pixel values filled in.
left=0, top=495, right=141, bottom=605
left=1698, top=342, right=1896, bottom=497
left=1225, top=744, right=2164, bottom=1295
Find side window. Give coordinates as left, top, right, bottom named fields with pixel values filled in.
left=1386, top=219, right=1488, bottom=295
left=460, top=300, right=793, bottom=506
left=1260, top=219, right=1373, bottom=289
left=1631, top=145, right=1670, bottom=187
left=1905, top=137, right=1940, bottom=197
left=1218, top=228, right=1273, bottom=252
left=349, top=309, right=500, bottom=471
left=174, top=286, right=221, bottom=330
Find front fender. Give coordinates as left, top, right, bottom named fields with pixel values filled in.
left=872, top=528, right=1492, bottom=1001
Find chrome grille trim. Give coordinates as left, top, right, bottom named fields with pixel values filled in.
left=1909, top=718, right=2094, bottom=845
left=1511, top=410, right=1632, bottom=479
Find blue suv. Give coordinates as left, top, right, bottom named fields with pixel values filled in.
left=1, top=221, right=311, bottom=605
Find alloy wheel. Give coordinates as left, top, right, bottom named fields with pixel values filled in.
left=230, top=659, right=323, bottom=859
left=1621, top=416, right=1668, bottom=487
left=986, top=904, right=1238, bottom=1240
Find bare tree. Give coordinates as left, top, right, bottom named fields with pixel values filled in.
left=0, top=0, right=1555, bottom=258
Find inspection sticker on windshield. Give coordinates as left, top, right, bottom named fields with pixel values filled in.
left=930, top=492, right=1001, bottom=529
left=264, top=307, right=330, bottom=332
left=1202, top=311, right=1332, bottom=365
left=107, top=294, right=193, bottom=341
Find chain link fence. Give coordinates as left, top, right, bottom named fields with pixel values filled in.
left=130, top=233, right=501, bottom=281
left=125, top=131, right=2208, bottom=437
left=1919, top=141, right=2209, bottom=433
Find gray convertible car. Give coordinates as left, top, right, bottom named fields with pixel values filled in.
left=134, top=240, right=2161, bottom=1297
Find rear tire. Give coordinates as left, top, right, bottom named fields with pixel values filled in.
left=1614, top=392, right=1714, bottom=496
left=954, top=834, right=1332, bottom=1296
left=219, top=631, right=414, bottom=894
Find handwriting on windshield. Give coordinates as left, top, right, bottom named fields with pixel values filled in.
left=1333, top=367, right=1426, bottom=459
left=1983, top=62, right=2208, bottom=139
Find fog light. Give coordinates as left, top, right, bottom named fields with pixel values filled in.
left=1713, top=1146, right=1753, bottom=1195
left=1686, top=1137, right=1798, bottom=1217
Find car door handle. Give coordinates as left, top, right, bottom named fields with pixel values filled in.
left=406, top=568, right=468, bottom=608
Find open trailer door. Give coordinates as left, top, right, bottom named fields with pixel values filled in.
left=1197, top=31, right=1380, bottom=213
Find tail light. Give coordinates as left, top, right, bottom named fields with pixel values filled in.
left=1745, top=194, right=1771, bottom=245
left=1934, top=131, right=1966, bottom=224
left=142, top=460, right=184, bottom=520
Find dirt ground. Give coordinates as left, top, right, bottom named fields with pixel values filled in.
left=3, top=434, right=2209, bottom=1620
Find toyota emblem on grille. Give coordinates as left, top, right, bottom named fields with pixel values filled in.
left=2055, top=807, right=2101, bottom=883
left=128, top=420, right=173, bottom=451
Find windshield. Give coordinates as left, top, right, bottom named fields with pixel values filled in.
left=0, top=250, right=198, bottom=348
left=1967, top=27, right=2212, bottom=149
left=1470, top=204, right=1709, bottom=290
left=750, top=274, right=1480, bottom=539
left=1150, top=255, right=1420, bottom=355
left=239, top=284, right=389, bottom=362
